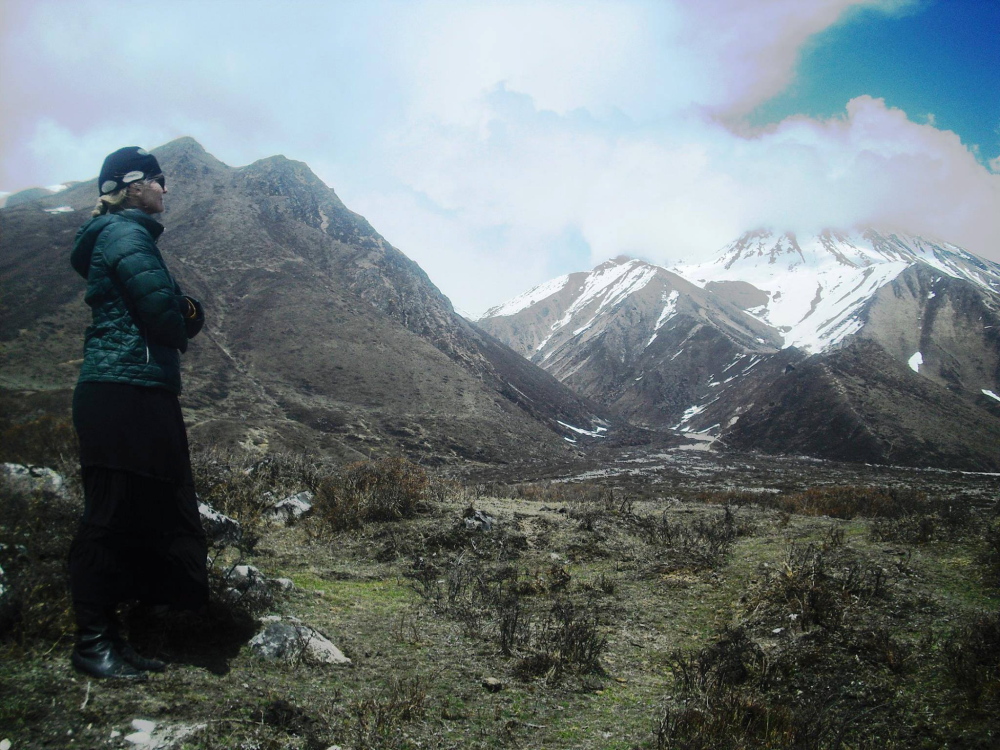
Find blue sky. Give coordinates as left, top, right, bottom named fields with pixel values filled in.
left=1, top=0, right=997, bottom=317
left=750, top=0, right=1000, bottom=160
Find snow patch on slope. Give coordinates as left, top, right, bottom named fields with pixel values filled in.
left=482, top=274, right=571, bottom=318
left=557, top=421, right=608, bottom=438
left=647, top=290, right=679, bottom=348
left=551, top=261, right=657, bottom=331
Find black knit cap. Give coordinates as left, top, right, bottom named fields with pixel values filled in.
left=98, top=146, right=162, bottom=195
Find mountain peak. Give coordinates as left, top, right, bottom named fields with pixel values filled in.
left=153, top=136, right=209, bottom=159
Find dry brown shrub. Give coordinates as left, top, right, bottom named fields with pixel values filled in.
left=943, top=611, right=1000, bottom=705
left=742, top=543, right=888, bottom=632
left=350, top=676, right=428, bottom=748
left=0, top=415, right=77, bottom=467
left=312, top=456, right=429, bottom=532
left=0, top=482, right=79, bottom=651
left=193, top=449, right=319, bottom=550
left=701, top=485, right=932, bottom=521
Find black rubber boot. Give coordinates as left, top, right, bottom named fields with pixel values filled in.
left=107, top=607, right=166, bottom=673
left=70, top=604, right=148, bottom=681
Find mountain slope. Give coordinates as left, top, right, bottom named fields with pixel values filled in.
left=479, top=230, right=1000, bottom=470
left=0, top=138, right=607, bottom=465
left=480, top=257, right=780, bottom=429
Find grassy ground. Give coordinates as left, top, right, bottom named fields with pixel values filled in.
left=2, top=452, right=999, bottom=749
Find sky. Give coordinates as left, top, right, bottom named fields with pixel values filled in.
left=1, top=0, right=998, bottom=318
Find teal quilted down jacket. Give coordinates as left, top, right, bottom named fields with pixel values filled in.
left=70, top=209, right=204, bottom=394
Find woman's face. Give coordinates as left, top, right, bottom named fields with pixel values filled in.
left=131, top=175, right=167, bottom=214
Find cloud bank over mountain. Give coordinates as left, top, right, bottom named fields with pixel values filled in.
left=2, top=0, right=996, bottom=316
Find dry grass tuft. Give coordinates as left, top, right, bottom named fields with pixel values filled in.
left=943, top=611, right=1000, bottom=705
left=312, top=456, right=429, bottom=532
left=0, top=479, right=80, bottom=652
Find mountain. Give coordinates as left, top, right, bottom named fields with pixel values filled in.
left=479, top=230, right=1000, bottom=470
left=0, top=138, right=609, bottom=466
left=0, top=183, right=77, bottom=209
left=481, top=256, right=781, bottom=430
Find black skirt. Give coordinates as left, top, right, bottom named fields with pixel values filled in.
left=70, top=381, right=208, bottom=609
left=73, top=381, right=194, bottom=484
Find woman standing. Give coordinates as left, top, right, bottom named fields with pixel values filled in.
left=68, top=146, right=208, bottom=680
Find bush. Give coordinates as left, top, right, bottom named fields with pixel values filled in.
left=349, top=676, right=428, bottom=749
left=312, top=457, right=428, bottom=532
left=978, top=519, right=1000, bottom=586
left=743, top=543, right=888, bottom=632
left=642, top=507, right=745, bottom=575
left=943, top=612, right=1000, bottom=704
left=193, top=449, right=319, bottom=549
left=0, top=415, right=77, bottom=467
left=701, top=485, right=931, bottom=520
left=0, top=480, right=80, bottom=651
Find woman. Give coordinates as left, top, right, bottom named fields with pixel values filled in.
left=68, top=146, right=208, bottom=680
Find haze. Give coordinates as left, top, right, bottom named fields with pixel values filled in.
left=1, top=0, right=997, bottom=317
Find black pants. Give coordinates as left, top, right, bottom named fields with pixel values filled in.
left=69, top=466, right=209, bottom=610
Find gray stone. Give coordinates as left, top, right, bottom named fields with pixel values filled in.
left=198, top=503, right=242, bottom=545
left=1, top=463, right=66, bottom=498
left=228, top=564, right=264, bottom=589
left=222, top=564, right=274, bottom=604
left=122, top=719, right=205, bottom=749
left=268, top=491, right=314, bottom=525
left=249, top=619, right=351, bottom=665
left=463, top=508, right=496, bottom=532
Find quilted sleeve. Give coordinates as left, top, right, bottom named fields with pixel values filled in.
left=104, top=223, right=189, bottom=352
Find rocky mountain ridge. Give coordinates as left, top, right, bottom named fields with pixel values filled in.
left=0, top=137, right=610, bottom=466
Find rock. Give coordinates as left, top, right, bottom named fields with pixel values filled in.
left=463, top=507, right=496, bottom=532
left=249, top=619, right=351, bottom=665
left=122, top=719, right=205, bottom=749
left=228, top=564, right=264, bottom=589
left=221, top=564, right=275, bottom=606
left=225, top=566, right=294, bottom=597
left=1, top=463, right=66, bottom=498
left=268, top=491, right=314, bottom=525
left=198, top=503, right=242, bottom=545
left=482, top=677, right=504, bottom=693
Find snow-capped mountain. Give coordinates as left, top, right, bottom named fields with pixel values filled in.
left=675, top=229, right=1000, bottom=352
left=479, top=230, right=1000, bottom=470
left=480, top=255, right=780, bottom=430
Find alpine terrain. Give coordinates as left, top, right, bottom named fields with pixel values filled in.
left=479, top=230, right=1000, bottom=470
left=0, top=138, right=609, bottom=465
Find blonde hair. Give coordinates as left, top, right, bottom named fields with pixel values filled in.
left=91, top=186, right=132, bottom=217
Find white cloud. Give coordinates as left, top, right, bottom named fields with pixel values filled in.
left=364, top=91, right=999, bottom=315
left=2, top=0, right=994, bottom=317
left=674, top=0, right=920, bottom=117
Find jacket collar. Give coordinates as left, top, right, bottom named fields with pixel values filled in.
left=117, top=208, right=165, bottom=240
